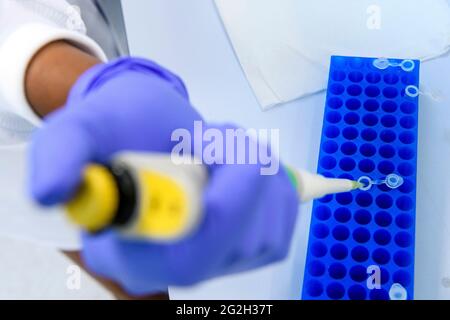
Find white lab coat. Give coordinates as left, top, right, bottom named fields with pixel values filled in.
left=0, top=0, right=115, bottom=144
left=0, top=0, right=115, bottom=250
left=0, top=3, right=123, bottom=298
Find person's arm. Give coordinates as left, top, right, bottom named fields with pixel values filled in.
left=25, top=41, right=169, bottom=300
left=25, top=40, right=101, bottom=117
left=27, top=55, right=299, bottom=297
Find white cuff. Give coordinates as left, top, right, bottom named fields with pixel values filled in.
left=0, top=23, right=107, bottom=126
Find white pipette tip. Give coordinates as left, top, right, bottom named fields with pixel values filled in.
left=291, top=169, right=361, bottom=203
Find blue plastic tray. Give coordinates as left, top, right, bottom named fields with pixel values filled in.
left=302, top=56, right=419, bottom=300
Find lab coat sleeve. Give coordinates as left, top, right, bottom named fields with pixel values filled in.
left=0, top=0, right=107, bottom=126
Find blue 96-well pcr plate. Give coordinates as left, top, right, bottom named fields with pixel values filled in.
left=302, top=56, right=419, bottom=300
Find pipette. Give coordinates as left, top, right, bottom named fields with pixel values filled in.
left=65, top=152, right=362, bottom=242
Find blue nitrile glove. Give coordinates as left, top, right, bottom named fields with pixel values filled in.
left=29, top=57, right=299, bottom=296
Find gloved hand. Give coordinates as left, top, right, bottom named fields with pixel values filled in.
left=29, top=57, right=299, bottom=296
